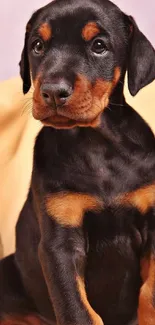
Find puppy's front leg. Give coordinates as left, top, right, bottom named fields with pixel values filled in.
left=38, top=192, right=103, bottom=325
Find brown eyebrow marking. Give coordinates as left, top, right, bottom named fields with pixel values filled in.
left=38, top=22, right=52, bottom=41
left=82, top=22, right=100, bottom=41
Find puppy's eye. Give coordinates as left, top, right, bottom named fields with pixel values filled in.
left=91, top=39, right=107, bottom=54
left=32, top=40, right=44, bottom=55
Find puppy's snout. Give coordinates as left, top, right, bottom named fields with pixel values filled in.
left=41, top=79, right=73, bottom=106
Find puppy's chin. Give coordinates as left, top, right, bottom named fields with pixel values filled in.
left=41, top=113, right=102, bottom=129
left=32, top=98, right=110, bottom=129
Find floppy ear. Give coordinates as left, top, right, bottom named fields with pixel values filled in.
left=19, top=6, right=47, bottom=94
left=19, top=23, right=31, bottom=94
left=127, top=16, right=155, bottom=96
left=19, top=8, right=43, bottom=94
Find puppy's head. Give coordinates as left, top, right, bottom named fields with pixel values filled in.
left=20, top=0, right=155, bottom=129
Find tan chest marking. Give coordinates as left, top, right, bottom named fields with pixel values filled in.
left=119, top=184, right=155, bottom=214
left=45, top=192, right=103, bottom=227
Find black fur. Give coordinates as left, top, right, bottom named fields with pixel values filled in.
left=1, top=1, right=155, bottom=325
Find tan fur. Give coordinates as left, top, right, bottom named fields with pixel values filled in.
left=76, top=276, right=104, bottom=325
left=141, top=257, right=150, bottom=283
left=138, top=256, right=155, bottom=325
left=38, top=23, right=52, bottom=41
left=1, top=315, right=43, bottom=325
left=82, top=22, right=100, bottom=41
left=33, top=75, right=52, bottom=121
left=120, top=184, right=155, bottom=214
left=45, top=192, right=103, bottom=227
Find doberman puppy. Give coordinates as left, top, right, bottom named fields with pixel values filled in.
left=1, top=0, right=155, bottom=324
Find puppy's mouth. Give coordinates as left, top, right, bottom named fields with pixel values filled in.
left=32, top=69, right=120, bottom=129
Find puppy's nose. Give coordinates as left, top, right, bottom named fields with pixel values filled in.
left=41, top=79, right=73, bottom=106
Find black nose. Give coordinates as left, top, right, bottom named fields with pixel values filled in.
left=41, top=79, right=73, bottom=106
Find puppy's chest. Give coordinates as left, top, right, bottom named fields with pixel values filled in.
left=35, top=128, right=154, bottom=204
left=33, top=129, right=155, bottom=259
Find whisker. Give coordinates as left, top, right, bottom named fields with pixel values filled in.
left=118, top=79, right=124, bottom=86
left=106, top=105, right=113, bottom=112
left=19, top=98, right=33, bottom=105
left=21, top=101, right=32, bottom=117
left=110, top=101, right=125, bottom=107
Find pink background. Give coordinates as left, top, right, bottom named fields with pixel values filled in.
left=0, top=0, right=155, bottom=80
